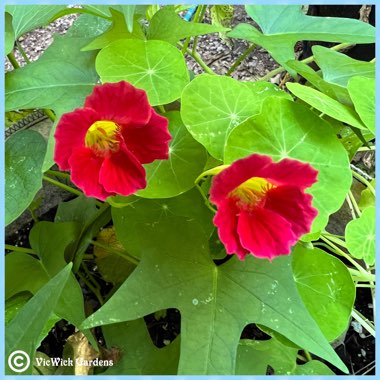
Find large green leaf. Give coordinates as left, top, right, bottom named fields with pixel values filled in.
left=96, top=39, right=189, bottom=105
left=6, top=5, right=66, bottom=39
left=224, top=97, right=352, bottom=236
left=137, top=111, right=207, bottom=198
left=236, top=338, right=335, bottom=375
left=228, top=5, right=375, bottom=75
left=112, top=188, right=214, bottom=258
left=5, top=264, right=72, bottom=375
left=347, top=76, right=375, bottom=134
left=148, top=6, right=229, bottom=45
left=82, top=8, right=145, bottom=51
left=5, top=12, right=15, bottom=56
left=292, top=246, right=355, bottom=342
left=313, top=46, right=375, bottom=87
left=286, top=83, right=366, bottom=130
left=5, top=130, right=46, bottom=226
left=345, top=206, right=375, bottom=266
left=102, top=318, right=180, bottom=374
left=181, top=74, right=292, bottom=159
left=96, top=39, right=189, bottom=106
left=65, top=13, right=111, bottom=39
left=81, top=218, right=347, bottom=374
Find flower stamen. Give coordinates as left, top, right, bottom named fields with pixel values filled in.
left=85, top=120, right=120, bottom=153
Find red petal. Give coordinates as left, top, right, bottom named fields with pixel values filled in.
left=69, top=147, right=114, bottom=201
left=99, top=142, right=146, bottom=196
left=84, top=81, right=152, bottom=127
left=121, top=110, right=171, bottom=164
left=210, top=154, right=318, bottom=206
left=54, top=108, right=100, bottom=170
left=264, top=186, right=318, bottom=237
left=213, top=199, right=249, bottom=260
left=237, top=208, right=297, bottom=260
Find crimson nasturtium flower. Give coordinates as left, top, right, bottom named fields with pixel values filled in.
left=54, top=81, right=171, bottom=200
left=210, top=154, right=318, bottom=260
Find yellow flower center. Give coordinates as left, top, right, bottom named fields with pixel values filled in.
left=230, top=177, right=276, bottom=209
left=85, top=120, right=120, bottom=153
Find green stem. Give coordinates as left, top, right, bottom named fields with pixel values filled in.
left=303, top=350, right=312, bottom=362
left=345, top=194, right=357, bottom=220
left=43, top=175, right=82, bottom=197
left=90, top=240, right=139, bottom=266
left=348, top=190, right=361, bottom=217
left=28, top=207, right=39, bottom=223
left=358, top=146, right=375, bottom=151
left=7, top=52, right=20, bottom=69
left=178, top=41, right=216, bottom=75
left=356, top=283, right=376, bottom=288
left=259, top=42, right=353, bottom=82
left=195, top=184, right=217, bottom=213
left=45, top=169, right=71, bottom=180
left=351, top=170, right=375, bottom=197
left=181, top=6, right=205, bottom=54
left=191, top=5, right=207, bottom=54
left=16, top=40, right=31, bottom=63
left=226, top=44, right=256, bottom=76
left=44, top=108, right=56, bottom=122
left=348, top=268, right=375, bottom=282
left=351, top=309, right=375, bottom=337
left=77, top=270, right=104, bottom=306
left=156, top=104, right=166, bottom=114
left=320, top=232, right=346, bottom=248
left=5, top=244, right=35, bottom=254
left=320, top=235, right=368, bottom=276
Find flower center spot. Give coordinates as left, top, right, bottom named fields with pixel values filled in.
left=85, top=120, right=120, bottom=153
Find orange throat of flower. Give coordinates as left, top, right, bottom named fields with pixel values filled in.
left=230, top=177, right=276, bottom=209
left=85, top=120, right=121, bottom=154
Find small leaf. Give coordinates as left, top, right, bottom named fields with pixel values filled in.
left=292, top=246, right=355, bottom=342
left=286, top=82, right=366, bottom=130
left=5, top=130, right=46, bottom=226
left=228, top=5, right=375, bottom=75
left=5, top=12, right=15, bottom=55
left=181, top=74, right=292, bottom=159
left=138, top=111, right=208, bottom=198
left=313, top=46, right=375, bottom=87
left=148, top=6, right=229, bottom=45
left=358, top=179, right=376, bottom=211
left=345, top=206, right=375, bottom=266
left=5, top=264, right=72, bottom=375
left=102, top=318, right=180, bottom=374
left=96, top=39, right=189, bottom=106
left=347, top=76, right=375, bottom=134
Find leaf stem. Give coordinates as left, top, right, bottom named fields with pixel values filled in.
left=303, top=350, right=312, bottom=362
left=7, top=52, right=20, bottom=69
left=4, top=244, right=35, bottom=254
left=77, top=269, right=104, bottom=306
left=45, top=169, right=71, bottom=180
left=348, top=268, right=375, bottom=282
left=43, top=175, right=82, bottom=197
left=226, top=44, right=256, bottom=76
left=90, top=239, right=139, bottom=266
left=178, top=41, right=216, bottom=75
left=351, top=309, right=375, bottom=337
left=259, top=42, right=354, bottom=82
left=351, top=170, right=375, bottom=197
left=16, top=40, right=31, bottom=64
left=195, top=183, right=217, bottom=213
left=348, top=190, right=362, bottom=217
left=191, top=5, right=207, bottom=54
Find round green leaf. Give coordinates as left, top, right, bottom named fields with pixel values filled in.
left=5, top=130, right=47, bottom=226
left=224, top=97, right=352, bottom=236
left=292, top=245, right=355, bottom=342
left=348, top=76, right=375, bottom=134
left=181, top=74, right=292, bottom=160
left=96, top=39, right=189, bottom=105
left=137, top=111, right=207, bottom=198
left=345, top=206, right=375, bottom=266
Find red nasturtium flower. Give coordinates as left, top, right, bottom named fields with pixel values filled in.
left=210, top=154, right=318, bottom=260
left=54, top=81, right=171, bottom=200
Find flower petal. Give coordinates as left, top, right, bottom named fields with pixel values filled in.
left=213, top=199, right=248, bottom=260
left=69, top=147, right=113, bottom=201
left=210, top=154, right=318, bottom=205
left=84, top=81, right=151, bottom=127
left=121, top=110, right=171, bottom=164
left=265, top=186, right=318, bottom=237
left=237, top=208, right=297, bottom=260
left=99, top=142, right=146, bottom=196
left=54, top=108, right=100, bottom=170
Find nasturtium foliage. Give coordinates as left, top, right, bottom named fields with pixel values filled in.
left=5, top=130, right=46, bottom=226
left=345, top=206, right=376, bottom=266
left=228, top=5, right=375, bottom=75
left=292, top=246, right=355, bottom=342
left=5, top=12, right=15, bottom=56
left=224, top=97, right=352, bottom=237
left=358, top=179, right=376, bottom=211
left=137, top=111, right=208, bottom=198
left=96, top=39, right=190, bottom=106
left=181, top=74, right=292, bottom=159
left=148, top=6, right=229, bottom=45
left=347, top=76, right=375, bottom=134
left=82, top=218, right=347, bottom=374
